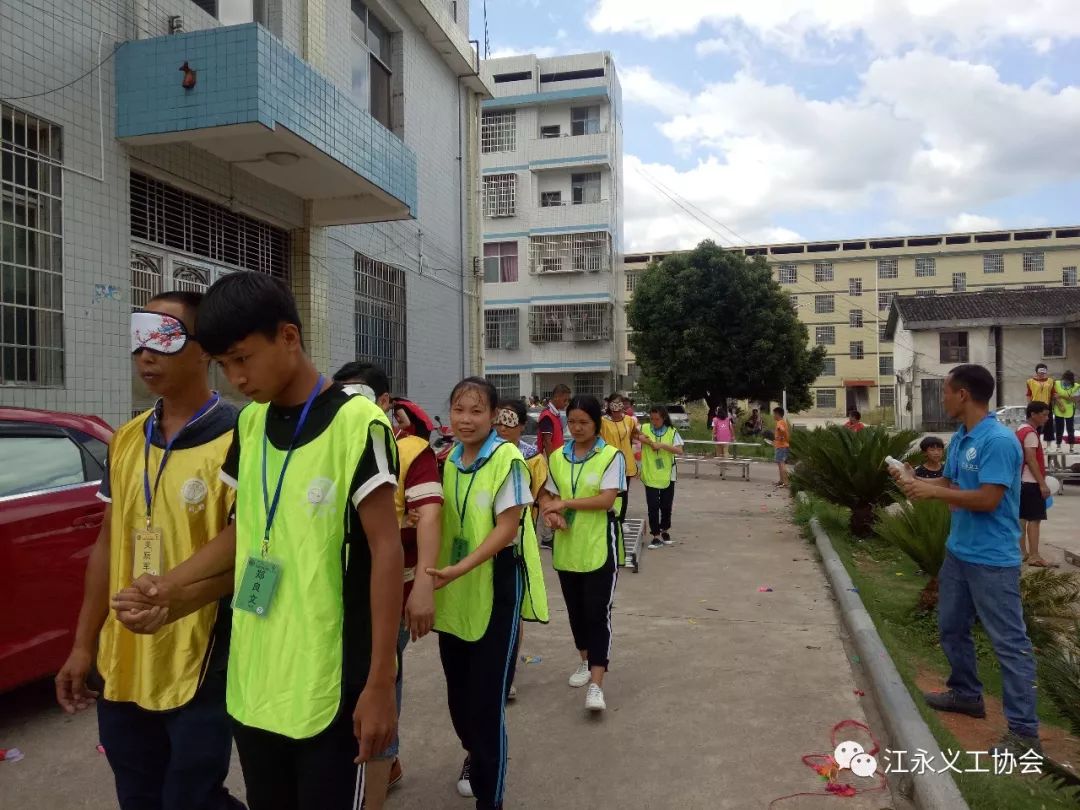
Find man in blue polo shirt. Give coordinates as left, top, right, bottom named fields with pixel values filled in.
left=896, top=364, right=1040, bottom=757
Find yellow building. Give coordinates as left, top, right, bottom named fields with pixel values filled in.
left=619, top=226, right=1080, bottom=416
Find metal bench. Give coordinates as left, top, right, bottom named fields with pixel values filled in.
left=622, top=517, right=645, bottom=573
left=676, top=455, right=752, bottom=480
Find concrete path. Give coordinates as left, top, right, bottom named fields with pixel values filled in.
left=0, top=473, right=904, bottom=809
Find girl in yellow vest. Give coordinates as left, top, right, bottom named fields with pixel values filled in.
left=540, top=395, right=627, bottom=713
left=640, top=405, right=685, bottom=549
left=1026, top=363, right=1056, bottom=446
left=600, top=393, right=639, bottom=523
left=426, top=378, right=548, bottom=808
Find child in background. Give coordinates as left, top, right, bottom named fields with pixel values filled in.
left=772, top=407, right=790, bottom=488
left=915, top=436, right=945, bottom=479
left=641, top=405, right=684, bottom=549
left=711, top=406, right=735, bottom=457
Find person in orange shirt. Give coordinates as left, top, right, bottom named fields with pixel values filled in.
left=844, top=410, right=866, bottom=432
left=1025, top=363, right=1056, bottom=446
left=773, top=406, right=790, bottom=488
left=599, top=394, right=641, bottom=523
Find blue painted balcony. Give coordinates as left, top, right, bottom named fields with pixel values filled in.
left=116, top=24, right=417, bottom=226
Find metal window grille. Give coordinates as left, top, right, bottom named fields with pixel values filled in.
left=814, top=294, right=834, bottom=314
left=528, top=303, right=611, bottom=343
left=1023, top=251, right=1045, bottom=273
left=879, top=355, right=894, bottom=375
left=1, top=103, right=64, bottom=386
left=877, top=258, right=898, bottom=279
left=879, top=321, right=888, bottom=340
left=915, top=257, right=936, bottom=277
left=485, top=373, right=519, bottom=400
left=850, top=341, right=864, bottom=360
left=880, top=387, right=895, bottom=407
left=849, top=309, right=863, bottom=328
left=483, top=173, right=516, bottom=217
left=572, top=372, right=607, bottom=396
left=481, top=110, right=516, bottom=153
left=814, top=262, right=833, bottom=282
left=529, top=231, right=610, bottom=274
left=1024, top=284, right=1045, bottom=290
left=778, top=263, right=797, bottom=284
left=789, top=294, right=798, bottom=310
left=1064, top=267, right=1077, bottom=287
left=822, top=357, right=836, bottom=375
left=355, top=253, right=407, bottom=395
left=1043, top=327, right=1065, bottom=358
left=877, top=291, right=895, bottom=311
left=626, top=272, right=639, bottom=293
left=484, top=307, right=519, bottom=350
left=815, top=326, right=835, bottom=345
left=983, top=253, right=1004, bottom=274
left=915, top=288, right=937, bottom=296
left=816, top=389, right=836, bottom=409
left=540, top=191, right=562, bottom=207
left=952, top=272, right=966, bottom=292
left=848, top=277, right=862, bottom=296
left=130, top=173, right=289, bottom=279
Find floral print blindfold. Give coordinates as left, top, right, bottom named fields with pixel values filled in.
left=130, top=312, right=190, bottom=355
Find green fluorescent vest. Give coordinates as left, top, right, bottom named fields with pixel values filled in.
left=639, top=424, right=677, bottom=489
left=228, top=395, right=390, bottom=739
left=548, top=443, right=625, bottom=572
left=1053, top=380, right=1079, bottom=418
left=435, top=442, right=549, bottom=642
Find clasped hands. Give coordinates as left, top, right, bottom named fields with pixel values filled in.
left=110, top=575, right=175, bottom=634
left=542, top=498, right=571, bottom=530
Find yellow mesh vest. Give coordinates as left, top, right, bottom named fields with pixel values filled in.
left=548, top=444, right=625, bottom=572
left=639, top=425, right=677, bottom=489
left=600, top=415, right=638, bottom=477
left=97, top=412, right=233, bottom=710
left=393, top=435, right=432, bottom=524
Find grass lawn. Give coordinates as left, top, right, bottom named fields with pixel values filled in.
left=793, top=495, right=1078, bottom=809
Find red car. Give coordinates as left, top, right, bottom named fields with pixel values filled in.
left=0, top=407, right=112, bottom=693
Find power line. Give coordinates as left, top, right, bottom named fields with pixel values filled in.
left=632, top=166, right=739, bottom=249
left=635, top=165, right=753, bottom=246
left=0, top=42, right=119, bottom=102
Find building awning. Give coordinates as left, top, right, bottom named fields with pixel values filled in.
left=843, top=379, right=877, bottom=387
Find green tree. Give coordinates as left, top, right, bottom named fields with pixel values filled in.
left=627, top=240, right=825, bottom=412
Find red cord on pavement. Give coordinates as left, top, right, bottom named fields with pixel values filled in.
left=768, top=720, right=888, bottom=808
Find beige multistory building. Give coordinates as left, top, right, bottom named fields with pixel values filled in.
left=619, top=226, right=1080, bottom=416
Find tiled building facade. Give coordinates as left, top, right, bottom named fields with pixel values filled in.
left=620, top=226, right=1080, bottom=416
left=1, top=0, right=486, bottom=426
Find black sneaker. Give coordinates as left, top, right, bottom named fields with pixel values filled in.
left=923, top=689, right=986, bottom=718
left=660, top=532, right=674, bottom=546
left=456, top=756, right=473, bottom=798
left=648, top=537, right=663, bottom=549
left=992, top=730, right=1043, bottom=759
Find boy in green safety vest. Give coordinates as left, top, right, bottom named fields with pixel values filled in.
left=639, top=404, right=685, bottom=549
left=426, top=377, right=548, bottom=809
left=111, top=272, right=403, bottom=810
left=539, top=395, right=626, bottom=714
left=1052, top=370, right=1080, bottom=450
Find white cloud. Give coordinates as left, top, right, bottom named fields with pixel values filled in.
left=487, top=45, right=558, bottom=59
left=947, top=213, right=1003, bottom=231
left=620, top=57, right=1080, bottom=251
left=588, top=0, right=1080, bottom=54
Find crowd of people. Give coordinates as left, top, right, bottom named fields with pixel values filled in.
left=53, top=271, right=693, bottom=810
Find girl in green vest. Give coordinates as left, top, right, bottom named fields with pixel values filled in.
left=1052, top=370, right=1080, bottom=450
left=539, top=395, right=627, bottom=713
left=640, top=405, right=685, bottom=549
left=426, top=377, right=547, bottom=809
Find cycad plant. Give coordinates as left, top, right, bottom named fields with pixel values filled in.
left=873, top=498, right=950, bottom=611
left=1020, top=567, right=1080, bottom=653
left=1037, top=622, right=1080, bottom=804
left=789, top=425, right=920, bottom=537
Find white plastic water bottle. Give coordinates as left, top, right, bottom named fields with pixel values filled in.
left=884, top=455, right=912, bottom=479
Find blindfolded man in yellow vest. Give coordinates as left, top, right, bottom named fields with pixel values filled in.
left=1026, top=363, right=1056, bottom=447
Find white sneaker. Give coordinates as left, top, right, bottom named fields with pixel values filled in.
left=456, top=757, right=473, bottom=798
left=568, top=660, right=590, bottom=688
left=507, top=685, right=517, bottom=701
left=585, top=683, right=606, bottom=712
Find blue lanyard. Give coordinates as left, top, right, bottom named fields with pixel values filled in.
left=568, top=440, right=597, bottom=498
left=261, top=375, right=324, bottom=556
left=142, top=394, right=220, bottom=528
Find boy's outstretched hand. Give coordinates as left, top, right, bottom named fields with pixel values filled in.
left=353, top=683, right=397, bottom=763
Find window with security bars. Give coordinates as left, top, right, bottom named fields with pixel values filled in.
left=483, top=173, right=516, bottom=217
left=572, top=373, right=607, bottom=396
left=1043, top=327, right=1065, bottom=359
left=879, top=321, right=888, bottom=340
left=814, top=294, right=834, bottom=314
left=821, top=357, right=836, bottom=375
left=481, top=110, right=516, bottom=153
left=877, top=258, right=898, bottom=279
left=1023, top=251, right=1045, bottom=273
left=880, top=387, right=895, bottom=407
left=878, top=291, right=895, bottom=311
left=848, top=278, right=862, bottom=296
left=815, top=326, right=835, bottom=345
left=484, top=308, right=519, bottom=350
left=1064, top=267, right=1078, bottom=287
left=528, top=303, right=611, bottom=343
left=355, top=254, right=407, bottom=395
left=849, top=309, right=863, bottom=328
left=130, top=173, right=290, bottom=279
left=816, top=389, right=836, bottom=409
left=626, top=272, right=640, bottom=293
left=778, top=263, right=797, bottom=284
left=486, top=373, right=519, bottom=400
left=789, top=294, right=798, bottom=310
left=814, top=262, right=833, bottom=282
left=916, top=288, right=936, bottom=296
left=1, top=103, right=64, bottom=386
left=529, top=231, right=610, bottom=274
left=983, top=253, right=1004, bottom=274
left=879, top=355, right=894, bottom=375
left=850, top=341, right=864, bottom=360
left=952, top=272, right=966, bottom=292
left=915, top=257, right=936, bottom=277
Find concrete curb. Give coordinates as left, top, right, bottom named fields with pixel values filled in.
left=809, top=516, right=970, bottom=810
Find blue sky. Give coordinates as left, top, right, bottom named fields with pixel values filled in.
left=471, top=0, right=1080, bottom=251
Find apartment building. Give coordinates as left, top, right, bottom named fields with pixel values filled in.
left=1, top=0, right=487, bottom=426
left=478, top=52, right=624, bottom=401
left=620, top=226, right=1080, bottom=415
